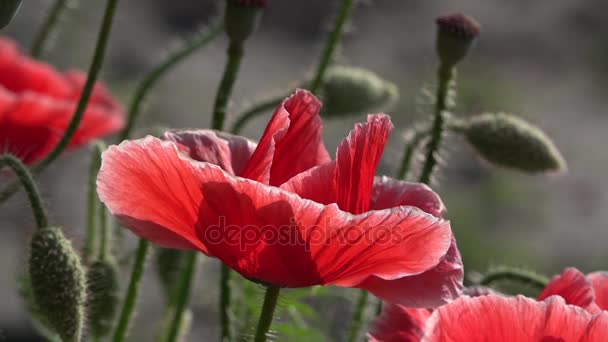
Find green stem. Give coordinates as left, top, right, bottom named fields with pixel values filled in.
left=118, top=23, right=223, bottom=141
left=397, top=130, right=429, bottom=180
left=480, top=267, right=549, bottom=290
left=211, top=42, right=244, bottom=130
left=112, top=239, right=149, bottom=342
left=165, top=252, right=198, bottom=342
left=84, top=141, right=105, bottom=264
left=418, top=64, right=454, bottom=185
left=375, top=299, right=383, bottom=317
left=30, top=0, right=72, bottom=58
left=219, top=264, right=231, bottom=341
left=98, top=202, right=110, bottom=261
left=309, top=0, right=356, bottom=94
left=346, top=290, right=368, bottom=342
left=0, top=154, right=48, bottom=230
left=253, top=286, right=281, bottom=342
left=230, top=96, right=283, bottom=134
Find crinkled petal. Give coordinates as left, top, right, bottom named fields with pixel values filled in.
left=421, top=295, right=608, bottom=342
left=357, top=237, right=463, bottom=307
left=371, top=176, right=446, bottom=217
left=162, top=130, right=257, bottom=176
left=368, top=304, right=431, bottom=342
left=240, top=89, right=330, bottom=185
left=588, top=271, right=608, bottom=311
left=538, top=268, right=598, bottom=313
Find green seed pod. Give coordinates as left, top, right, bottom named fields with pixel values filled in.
left=225, top=0, right=266, bottom=46
left=29, top=227, right=86, bottom=342
left=86, top=260, right=120, bottom=338
left=435, top=13, right=480, bottom=68
left=319, top=65, right=399, bottom=117
left=156, top=247, right=187, bottom=300
left=0, top=0, right=21, bottom=29
left=462, top=112, right=567, bottom=173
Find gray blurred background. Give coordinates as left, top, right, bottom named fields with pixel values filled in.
left=1, top=0, right=608, bottom=340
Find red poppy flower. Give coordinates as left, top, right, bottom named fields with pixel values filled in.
left=0, top=37, right=124, bottom=165
left=539, top=267, right=608, bottom=313
left=97, top=89, right=458, bottom=304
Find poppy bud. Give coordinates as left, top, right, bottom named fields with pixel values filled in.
left=435, top=13, right=480, bottom=68
left=87, top=260, right=120, bottom=338
left=0, top=0, right=21, bottom=29
left=461, top=112, right=566, bottom=173
left=225, top=0, right=266, bottom=46
left=319, top=65, right=399, bottom=117
left=156, top=247, right=187, bottom=299
left=29, top=227, right=86, bottom=342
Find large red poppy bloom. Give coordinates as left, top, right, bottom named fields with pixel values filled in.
left=369, top=267, right=608, bottom=341
left=97, top=89, right=461, bottom=305
left=0, top=37, right=124, bottom=164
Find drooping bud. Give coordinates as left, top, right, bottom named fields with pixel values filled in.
left=435, top=13, right=480, bottom=68
left=156, top=247, right=187, bottom=300
left=319, top=65, right=399, bottom=117
left=225, top=0, right=266, bottom=46
left=87, top=260, right=120, bottom=338
left=461, top=112, right=567, bottom=173
left=0, top=0, right=21, bottom=29
left=29, top=227, right=86, bottom=342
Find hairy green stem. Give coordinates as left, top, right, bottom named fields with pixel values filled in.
left=118, top=23, right=223, bottom=141
left=219, top=264, right=231, bottom=340
left=397, top=130, right=430, bottom=180
left=480, top=267, right=549, bottom=290
left=347, top=290, right=368, bottom=342
left=418, top=64, right=454, bottom=185
left=112, top=239, right=149, bottom=342
left=165, top=252, right=198, bottom=342
left=212, top=42, right=244, bottom=131
left=253, top=286, right=281, bottom=342
left=309, top=0, right=356, bottom=93
left=98, top=202, right=110, bottom=261
left=0, top=154, right=47, bottom=230
left=30, top=0, right=72, bottom=58
left=84, top=142, right=105, bottom=264
left=230, top=96, right=283, bottom=134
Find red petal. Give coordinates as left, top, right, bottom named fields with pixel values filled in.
left=369, top=304, right=431, bottom=342
left=162, top=130, right=257, bottom=176
left=423, top=295, right=608, bottom=342
left=371, top=176, right=446, bottom=217
left=97, top=137, right=208, bottom=251
left=334, top=114, right=393, bottom=214
left=588, top=272, right=608, bottom=311
left=357, top=237, right=463, bottom=307
left=240, top=89, right=330, bottom=185
left=538, top=268, right=598, bottom=313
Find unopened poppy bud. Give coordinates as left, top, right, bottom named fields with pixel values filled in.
left=435, top=13, right=480, bottom=68
left=225, top=0, right=266, bottom=46
left=29, top=227, right=86, bottom=342
left=462, top=112, right=566, bottom=173
left=0, top=0, right=21, bottom=29
left=319, top=65, right=399, bottom=117
left=87, top=260, right=120, bottom=338
left=156, top=247, right=187, bottom=299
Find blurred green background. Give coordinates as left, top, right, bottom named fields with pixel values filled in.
left=1, top=0, right=608, bottom=340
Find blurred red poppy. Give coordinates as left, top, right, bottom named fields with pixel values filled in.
left=97, top=89, right=459, bottom=305
left=0, top=37, right=124, bottom=164
left=539, top=267, right=608, bottom=313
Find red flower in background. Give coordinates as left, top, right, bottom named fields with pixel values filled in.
left=369, top=267, right=608, bottom=341
left=0, top=37, right=124, bottom=164
left=97, top=89, right=460, bottom=305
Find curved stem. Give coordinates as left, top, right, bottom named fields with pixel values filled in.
left=219, top=264, right=231, bottom=341
left=346, top=290, right=368, bottom=342
left=230, top=96, right=283, bottom=134
left=33, top=0, right=119, bottom=173
left=112, top=239, right=149, bottom=342
left=30, top=0, right=72, bottom=58
left=0, top=154, right=48, bottom=230
left=253, top=286, right=281, bottom=342
left=309, top=0, right=356, bottom=94
left=84, top=141, right=105, bottom=264
left=98, top=202, right=110, bottom=261
left=211, top=42, right=244, bottom=130
left=418, top=64, right=454, bottom=185
left=118, top=23, right=224, bottom=141
left=165, top=252, right=198, bottom=342
left=480, top=267, right=549, bottom=290
left=397, top=129, right=430, bottom=180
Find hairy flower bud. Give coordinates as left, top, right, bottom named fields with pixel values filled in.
left=87, top=260, right=120, bottom=338
left=29, top=227, right=86, bottom=342
left=462, top=112, right=566, bottom=173
left=435, top=13, right=480, bottom=68
left=0, top=0, right=21, bottom=29
left=319, top=65, right=399, bottom=117
left=225, top=0, right=266, bottom=45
